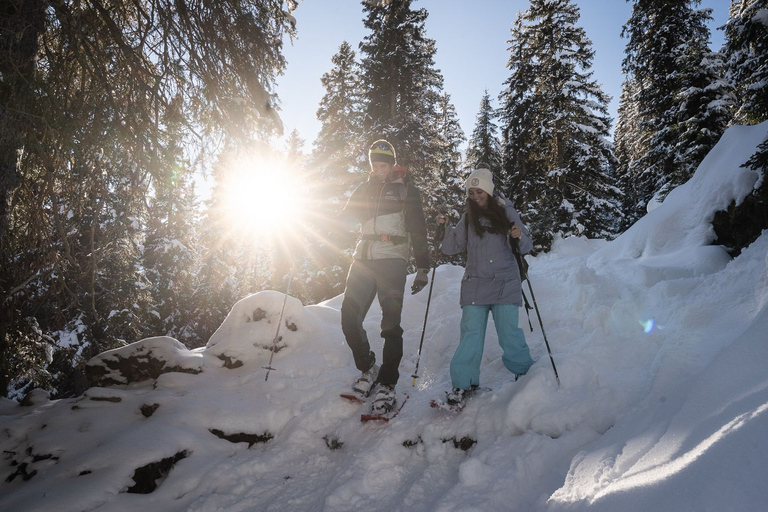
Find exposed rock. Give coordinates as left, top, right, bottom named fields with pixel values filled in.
left=402, top=436, right=422, bottom=448
left=217, top=354, right=244, bottom=369
left=140, top=403, right=160, bottom=418
left=89, top=396, right=121, bottom=403
left=4, top=447, right=59, bottom=483
left=209, top=428, right=273, bottom=448
left=442, top=436, right=477, bottom=451
left=5, top=462, right=37, bottom=483
left=125, top=450, right=189, bottom=494
left=323, top=435, right=344, bottom=450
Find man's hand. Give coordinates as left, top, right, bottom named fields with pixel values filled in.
left=411, top=268, right=430, bottom=294
left=435, top=213, right=448, bottom=240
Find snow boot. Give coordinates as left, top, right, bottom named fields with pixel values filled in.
left=446, top=384, right=483, bottom=406
left=446, top=387, right=468, bottom=407
left=352, top=363, right=379, bottom=397
left=371, top=384, right=396, bottom=415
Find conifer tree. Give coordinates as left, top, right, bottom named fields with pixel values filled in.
left=144, top=163, right=199, bottom=347
left=499, top=0, right=622, bottom=251
left=613, top=78, right=645, bottom=231
left=190, top=205, right=245, bottom=347
left=669, top=46, right=734, bottom=185
left=617, top=0, right=732, bottom=223
left=724, top=0, right=768, bottom=124
left=310, top=42, right=365, bottom=300
left=93, top=187, right=155, bottom=346
left=432, top=92, right=465, bottom=199
left=429, top=92, right=466, bottom=237
left=499, top=16, right=539, bottom=208
left=465, top=91, right=504, bottom=188
left=358, top=0, right=444, bottom=186
left=142, top=102, right=200, bottom=346
left=41, top=148, right=156, bottom=398
left=314, top=41, right=366, bottom=204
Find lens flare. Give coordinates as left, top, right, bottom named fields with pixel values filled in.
left=640, top=319, right=655, bottom=334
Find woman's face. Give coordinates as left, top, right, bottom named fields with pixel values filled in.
left=468, top=187, right=489, bottom=208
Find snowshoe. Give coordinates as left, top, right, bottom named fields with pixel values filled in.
left=340, top=393, right=366, bottom=404
left=361, top=389, right=408, bottom=423
left=430, top=385, right=491, bottom=413
left=371, top=384, right=396, bottom=415
left=446, top=387, right=468, bottom=406
left=352, top=363, right=379, bottom=397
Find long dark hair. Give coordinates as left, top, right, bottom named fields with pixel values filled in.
left=466, top=194, right=508, bottom=237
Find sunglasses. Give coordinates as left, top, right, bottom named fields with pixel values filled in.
left=374, top=143, right=392, bottom=152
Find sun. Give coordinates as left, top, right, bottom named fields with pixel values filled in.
left=222, top=159, right=305, bottom=241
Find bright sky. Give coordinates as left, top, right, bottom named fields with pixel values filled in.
left=276, top=0, right=729, bottom=149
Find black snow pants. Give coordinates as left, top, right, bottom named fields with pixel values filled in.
left=340, top=258, right=407, bottom=387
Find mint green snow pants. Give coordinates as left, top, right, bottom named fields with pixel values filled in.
left=450, top=304, right=534, bottom=390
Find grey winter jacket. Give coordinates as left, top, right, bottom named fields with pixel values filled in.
left=441, top=196, right=532, bottom=307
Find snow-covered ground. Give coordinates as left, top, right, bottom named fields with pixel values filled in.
left=1, top=122, right=767, bottom=512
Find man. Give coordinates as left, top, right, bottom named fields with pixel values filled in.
left=340, top=139, right=430, bottom=414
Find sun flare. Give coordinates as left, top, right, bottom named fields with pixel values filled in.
left=222, top=160, right=305, bottom=241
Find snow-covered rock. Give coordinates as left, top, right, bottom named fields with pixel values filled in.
left=86, top=336, right=204, bottom=387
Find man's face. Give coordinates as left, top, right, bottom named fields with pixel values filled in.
left=370, top=161, right=393, bottom=182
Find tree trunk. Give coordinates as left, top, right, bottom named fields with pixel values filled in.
left=0, top=0, right=45, bottom=254
left=0, top=0, right=46, bottom=398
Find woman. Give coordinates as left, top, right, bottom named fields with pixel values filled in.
left=438, top=167, right=535, bottom=406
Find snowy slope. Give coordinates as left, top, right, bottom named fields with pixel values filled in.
left=1, top=122, right=767, bottom=512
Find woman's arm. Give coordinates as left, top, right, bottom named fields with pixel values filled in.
left=506, top=204, right=533, bottom=255
left=440, top=213, right=468, bottom=255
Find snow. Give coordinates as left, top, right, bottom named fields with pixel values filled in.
left=2, top=122, right=768, bottom=511
left=755, top=8, right=768, bottom=26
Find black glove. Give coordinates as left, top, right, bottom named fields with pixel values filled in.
left=411, top=268, right=430, bottom=295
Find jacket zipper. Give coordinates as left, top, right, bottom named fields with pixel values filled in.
left=367, top=181, right=387, bottom=260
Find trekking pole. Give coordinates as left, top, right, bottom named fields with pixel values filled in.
left=412, top=222, right=445, bottom=387
left=510, top=227, right=561, bottom=388
left=263, top=266, right=295, bottom=382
